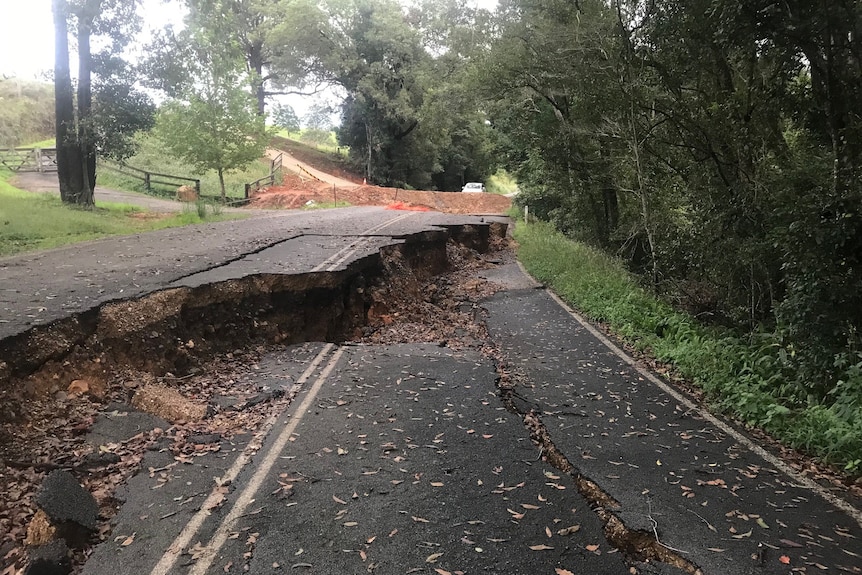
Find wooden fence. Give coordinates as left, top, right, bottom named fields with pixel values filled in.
left=244, top=152, right=283, bottom=198
left=100, top=160, right=200, bottom=196
left=0, top=148, right=58, bottom=173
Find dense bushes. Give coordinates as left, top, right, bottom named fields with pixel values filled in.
left=485, top=0, right=862, bottom=459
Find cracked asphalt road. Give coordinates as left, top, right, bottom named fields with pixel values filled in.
left=2, top=208, right=861, bottom=575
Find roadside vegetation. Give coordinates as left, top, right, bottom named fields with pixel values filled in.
left=485, top=170, right=518, bottom=195
left=515, top=220, right=862, bottom=473
left=0, top=170, right=237, bottom=258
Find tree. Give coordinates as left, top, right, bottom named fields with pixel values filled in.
left=154, top=70, right=269, bottom=202
left=272, top=102, right=300, bottom=135
left=52, top=0, right=153, bottom=206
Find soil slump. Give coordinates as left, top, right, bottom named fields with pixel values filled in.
left=0, top=227, right=482, bottom=418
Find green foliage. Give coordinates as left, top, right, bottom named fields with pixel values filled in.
left=153, top=78, right=269, bottom=201
left=515, top=221, right=862, bottom=470
left=271, top=103, right=301, bottom=134
left=300, top=128, right=337, bottom=147
left=487, top=0, right=862, bottom=424
left=277, top=0, right=495, bottom=190
left=484, top=170, right=518, bottom=195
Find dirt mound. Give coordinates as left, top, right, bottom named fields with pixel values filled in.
left=249, top=174, right=511, bottom=215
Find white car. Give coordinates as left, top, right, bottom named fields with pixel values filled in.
left=462, top=182, right=485, bottom=193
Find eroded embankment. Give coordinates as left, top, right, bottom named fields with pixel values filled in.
left=0, top=222, right=504, bottom=429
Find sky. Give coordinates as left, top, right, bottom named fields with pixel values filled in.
left=0, top=0, right=187, bottom=79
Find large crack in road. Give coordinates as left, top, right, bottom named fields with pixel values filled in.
left=2, top=214, right=861, bottom=575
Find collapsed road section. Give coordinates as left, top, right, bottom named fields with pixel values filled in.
left=3, top=208, right=862, bottom=575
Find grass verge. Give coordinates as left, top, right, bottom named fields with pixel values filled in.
left=0, top=170, right=239, bottom=258
left=514, top=219, right=862, bottom=473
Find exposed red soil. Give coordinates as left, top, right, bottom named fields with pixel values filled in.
left=249, top=173, right=511, bottom=215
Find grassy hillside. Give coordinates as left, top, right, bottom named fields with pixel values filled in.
left=98, top=132, right=273, bottom=199
left=0, top=78, right=54, bottom=148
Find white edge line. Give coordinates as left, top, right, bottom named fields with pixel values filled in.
left=187, top=346, right=346, bottom=575
left=515, top=261, right=862, bottom=528
left=149, top=343, right=336, bottom=575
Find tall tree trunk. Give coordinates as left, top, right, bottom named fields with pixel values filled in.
left=77, top=5, right=97, bottom=206
left=53, top=0, right=85, bottom=205
left=248, top=42, right=266, bottom=116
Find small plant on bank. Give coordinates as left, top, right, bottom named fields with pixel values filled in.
left=195, top=199, right=208, bottom=219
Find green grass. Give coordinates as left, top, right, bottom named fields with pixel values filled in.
left=22, top=138, right=56, bottom=148
left=302, top=200, right=352, bottom=210
left=0, top=170, right=238, bottom=257
left=485, top=169, right=519, bottom=195
left=514, top=219, right=862, bottom=473
left=98, top=132, right=272, bottom=200
left=276, top=130, right=347, bottom=157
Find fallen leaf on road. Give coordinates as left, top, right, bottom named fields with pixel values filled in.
left=434, top=569, right=452, bottom=575
left=731, top=530, right=752, bottom=539
left=555, top=569, right=574, bottom=575
left=507, top=509, right=525, bottom=520
left=426, top=553, right=443, bottom=563
left=223, top=561, right=232, bottom=572
left=557, top=525, right=580, bottom=536
left=521, top=504, right=540, bottom=510
left=779, top=539, right=803, bottom=548
left=528, top=544, right=553, bottom=551
left=585, top=544, right=600, bottom=552
left=344, top=522, right=358, bottom=527
left=431, top=482, right=444, bottom=487
left=367, top=536, right=377, bottom=544
left=756, top=518, right=769, bottom=529
left=707, top=548, right=726, bottom=552
left=412, top=516, right=430, bottom=523
left=389, top=529, right=398, bottom=537
left=333, top=495, right=347, bottom=505
left=120, top=533, right=135, bottom=546
left=545, top=527, right=552, bottom=538
left=779, top=555, right=790, bottom=565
